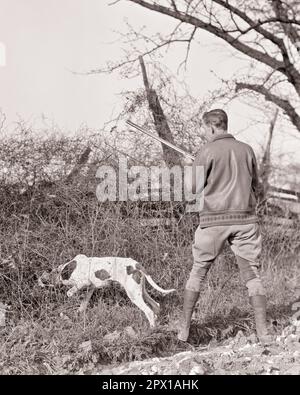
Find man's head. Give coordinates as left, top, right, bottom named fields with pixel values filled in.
left=202, top=109, right=228, bottom=141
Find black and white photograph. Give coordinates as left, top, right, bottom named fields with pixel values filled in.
left=0, top=0, right=300, bottom=378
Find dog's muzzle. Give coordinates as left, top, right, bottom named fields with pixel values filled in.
left=37, top=270, right=60, bottom=288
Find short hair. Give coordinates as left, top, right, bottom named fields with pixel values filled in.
left=202, top=109, right=228, bottom=131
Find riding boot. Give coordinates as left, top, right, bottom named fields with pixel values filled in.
left=249, top=295, right=272, bottom=345
left=177, top=289, right=200, bottom=341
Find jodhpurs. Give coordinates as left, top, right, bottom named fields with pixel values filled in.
left=185, top=223, right=265, bottom=297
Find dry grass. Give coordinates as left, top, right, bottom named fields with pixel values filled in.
left=0, top=132, right=299, bottom=374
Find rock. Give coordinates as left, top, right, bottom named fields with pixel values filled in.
left=124, top=326, right=137, bottom=339
left=223, top=350, right=235, bottom=357
left=92, top=353, right=98, bottom=363
left=235, top=330, right=244, bottom=339
left=291, top=341, right=300, bottom=351
left=103, top=330, right=121, bottom=343
left=239, top=336, right=248, bottom=347
left=98, top=368, right=114, bottom=375
left=232, top=331, right=248, bottom=350
left=79, top=340, right=92, bottom=353
left=283, top=366, right=300, bottom=375
left=151, top=365, right=159, bottom=374
left=61, top=355, right=71, bottom=366
left=189, top=365, right=205, bottom=375
left=248, top=333, right=257, bottom=344
left=265, top=366, right=280, bottom=375
left=285, top=334, right=299, bottom=344
left=176, top=358, right=191, bottom=374
left=126, top=368, right=144, bottom=375
left=282, top=325, right=296, bottom=337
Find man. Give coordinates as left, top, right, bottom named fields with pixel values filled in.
left=178, top=109, right=271, bottom=345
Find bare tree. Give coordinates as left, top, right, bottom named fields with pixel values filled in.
left=258, top=108, right=279, bottom=200
left=138, top=56, right=181, bottom=166
left=66, top=146, right=92, bottom=183
left=111, top=0, right=300, bottom=133
left=102, top=59, right=209, bottom=164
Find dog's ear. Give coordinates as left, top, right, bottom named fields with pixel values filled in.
left=61, top=260, right=77, bottom=280
left=126, top=266, right=135, bottom=275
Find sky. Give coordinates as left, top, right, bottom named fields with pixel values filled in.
left=0, top=0, right=300, bottom=172
left=0, top=0, right=235, bottom=131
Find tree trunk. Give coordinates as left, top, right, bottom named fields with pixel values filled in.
left=139, top=56, right=181, bottom=166
left=258, top=109, right=279, bottom=200
left=66, top=146, right=92, bottom=183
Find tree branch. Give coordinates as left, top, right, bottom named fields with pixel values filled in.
left=236, top=82, right=300, bottom=131
left=170, top=0, right=178, bottom=13
left=177, top=26, right=197, bottom=71
left=128, top=0, right=285, bottom=72
left=128, top=0, right=300, bottom=97
left=212, top=0, right=286, bottom=49
left=271, top=0, right=300, bottom=45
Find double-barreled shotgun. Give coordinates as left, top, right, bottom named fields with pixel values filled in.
left=126, top=120, right=195, bottom=161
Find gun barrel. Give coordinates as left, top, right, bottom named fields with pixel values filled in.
left=126, top=120, right=195, bottom=160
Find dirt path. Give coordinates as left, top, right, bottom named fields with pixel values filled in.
left=94, top=320, right=300, bottom=375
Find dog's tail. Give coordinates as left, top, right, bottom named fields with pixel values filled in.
left=134, top=262, right=175, bottom=294
left=143, top=273, right=176, bottom=294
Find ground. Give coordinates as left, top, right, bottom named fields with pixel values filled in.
left=95, top=319, right=300, bottom=375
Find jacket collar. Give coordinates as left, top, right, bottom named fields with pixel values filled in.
left=211, top=133, right=235, bottom=142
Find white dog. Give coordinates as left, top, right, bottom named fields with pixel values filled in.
left=38, top=254, right=175, bottom=327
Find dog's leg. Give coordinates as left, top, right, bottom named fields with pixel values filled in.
left=67, top=283, right=86, bottom=298
left=124, top=280, right=156, bottom=327
left=78, top=287, right=95, bottom=313
left=66, top=279, right=88, bottom=298
left=142, top=278, right=160, bottom=315
left=143, top=291, right=160, bottom=316
left=129, top=295, right=156, bottom=327
left=67, top=286, right=78, bottom=297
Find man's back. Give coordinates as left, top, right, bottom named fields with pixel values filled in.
left=178, top=109, right=270, bottom=346
left=193, top=133, right=259, bottom=227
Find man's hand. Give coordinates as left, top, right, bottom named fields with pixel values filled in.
left=181, top=156, right=194, bottom=167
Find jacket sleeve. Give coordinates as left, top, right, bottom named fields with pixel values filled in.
left=190, top=147, right=210, bottom=195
